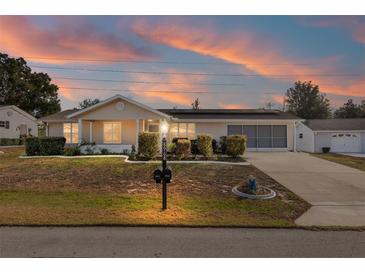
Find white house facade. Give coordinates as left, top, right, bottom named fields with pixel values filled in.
left=39, top=94, right=302, bottom=153
left=0, top=105, right=38, bottom=139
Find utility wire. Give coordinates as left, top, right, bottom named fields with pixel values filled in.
left=32, top=65, right=363, bottom=78
left=54, top=76, right=246, bottom=87
left=25, top=56, right=317, bottom=66
left=59, top=87, right=240, bottom=94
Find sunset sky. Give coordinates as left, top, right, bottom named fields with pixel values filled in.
left=0, top=16, right=364, bottom=110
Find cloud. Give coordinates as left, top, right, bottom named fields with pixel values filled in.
left=298, top=16, right=365, bottom=45
left=132, top=18, right=364, bottom=98
left=0, top=16, right=153, bottom=64
left=126, top=70, right=207, bottom=107
left=219, top=103, right=251, bottom=109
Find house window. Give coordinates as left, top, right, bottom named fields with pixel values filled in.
left=0, top=121, right=5, bottom=128
left=299, top=133, right=303, bottom=139
left=169, top=123, right=196, bottom=140
left=63, top=123, right=79, bottom=144
left=103, top=122, right=121, bottom=144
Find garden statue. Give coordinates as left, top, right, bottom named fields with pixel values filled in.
left=248, top=175, right=257, bottom=194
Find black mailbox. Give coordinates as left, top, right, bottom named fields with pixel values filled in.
left=153, top=169, right=163, bottom=183
left=163, top=168, right=172, bottom=182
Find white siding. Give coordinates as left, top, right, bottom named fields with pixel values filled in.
left=296, top=122, right=314, bottom=152
left=0, top=107, right=38, bottom=138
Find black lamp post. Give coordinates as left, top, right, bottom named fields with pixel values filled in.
left=153, top=121, right=171, bottom=210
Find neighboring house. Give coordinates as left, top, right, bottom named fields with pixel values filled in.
left=0, top=105, right=38, bottom=138
left=39, top=94, right=302, bottom=153
left=296, top=119, right=365, bottom=153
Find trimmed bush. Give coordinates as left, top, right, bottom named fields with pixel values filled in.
left=226, top=135, right=247, bottom=157
left=138, top=132, right=159, bottom=160
left=190, top=139, right=199, bottom=155
left=197, top=134, right=213, bottom=157
left=64, top=146, right=81, bottom=156
left=212, top=139, right=218, bottom=153
left=175, top=139, right=191, bottom=160
left=168, top=143, right=176, bottom=154
left=25, top=137, right=66, bottom=156
left=39, top=137, right=66, bottom=155
left=219, top=136, right=227, bottom=154
left=0, top=138, right=23, bottom=146
left=100, top=148, right=110, bottom=155
left=25, top=137, right=40, bottom=156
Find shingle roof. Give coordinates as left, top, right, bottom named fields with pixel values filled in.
left=304, top=119, right=365, bottom=131
left=39, top=109, right=79, bottom=122
left=158, top=109, right=301, bottom=120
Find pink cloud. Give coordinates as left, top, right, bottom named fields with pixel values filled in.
left=132, top=18, right=364, bottom=98
left=0, top=16, right=153, bottom=64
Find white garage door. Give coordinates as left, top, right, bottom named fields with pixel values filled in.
left=331, top=133, right=361, bottom=153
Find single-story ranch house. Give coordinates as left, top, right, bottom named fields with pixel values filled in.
left=40, top=94, right=302, bottom=153
left=0, top=105, right=38, bottom=138
left=296, top=118, right=365, bottom=153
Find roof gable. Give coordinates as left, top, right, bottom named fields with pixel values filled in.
left=67, top=94, right=170, bottom=120
left=0, top=105, right=37, bottom=122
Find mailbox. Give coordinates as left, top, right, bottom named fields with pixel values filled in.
left=153, top=169, right=163, bottom=183
left=163, top=168, right=172, bottom=182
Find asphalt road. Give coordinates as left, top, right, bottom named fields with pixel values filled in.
left=1, top=227, right=365, bottom=257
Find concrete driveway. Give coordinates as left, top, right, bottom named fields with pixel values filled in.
left=246, top=152, right=365, bottom=226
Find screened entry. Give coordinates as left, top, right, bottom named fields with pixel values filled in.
left=227, top=125, right=287, bottom=148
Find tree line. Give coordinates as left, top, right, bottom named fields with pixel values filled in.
left=0, top=53, right=364, bottom=120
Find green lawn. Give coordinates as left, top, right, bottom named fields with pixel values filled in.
left=0, top=147, right=309, bottom=226
left=312, top=153, right=365, bottom=172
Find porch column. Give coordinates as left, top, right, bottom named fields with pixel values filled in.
left=45, top=123, right=49, bottom=137
left=78, top=118, right=83, bottom=145
left=89, top=121, right=93, bottom=143
left=135, top=119, right=139, bottom=151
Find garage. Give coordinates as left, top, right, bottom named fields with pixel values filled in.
left=296, top=118, right=365, bottom=153
left=331, top=133, right=361, bottom=153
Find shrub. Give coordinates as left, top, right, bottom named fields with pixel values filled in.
left=25, top=137, right=40, bottom=156
left=100, top=148, right=109, bottom=155
left=0, top=138, right=23, bottom=146
left=212, top=139, right=218, bottom=153
left=25, top=137, right=66, bottom=156
left=219, top=136, right=227, bottom=154
left=190, top=139, right=199, bottom=155
left=64, top=146, right=81, bottom=156
left=38, top=137, right=66, bottom=155
left=322, top=147, right=330, bottom=153
left=226, top=135, right=247, bottom=157
left=168, top=143, right=176, bottom=154
left=197, top=134, right=213, bottom=157
left=175, top=139, right=191, bottom=159
left=138, top=132, right=159, bottom=160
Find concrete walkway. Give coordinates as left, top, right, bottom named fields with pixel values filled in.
left=246, top=152, right=365, bottom=226
left=1, top=227, right=364, bottom=257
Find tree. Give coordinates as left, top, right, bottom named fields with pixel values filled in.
left=334, top=99, right=362, bottom=118
left=78, top=98, right=100, bottom=109
left=191, top=98, right=200, bottom=109
left=285, top=81, right=331, bottom=119
left=0, top=53, right=61, bottom=118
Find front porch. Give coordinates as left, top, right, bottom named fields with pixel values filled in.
left=77, top=119, right=162, bottom=153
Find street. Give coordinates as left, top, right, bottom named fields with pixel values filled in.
left=1, top=226, right=364, bottom=257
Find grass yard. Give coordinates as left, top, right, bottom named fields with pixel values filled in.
left=0, top=147, right=309, bottom=227
left=312, top=153, right=365, bottom=172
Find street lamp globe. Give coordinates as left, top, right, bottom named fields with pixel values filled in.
left=161, top=121, right=168, bottom=136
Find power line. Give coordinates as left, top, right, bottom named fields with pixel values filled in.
left=32, top=65, right=363, bottom=78
left=24, top=56, right=318, bottom=66
left=59, top=87, right=240, bottom=94
left=54, top=76, right=246, bottom=87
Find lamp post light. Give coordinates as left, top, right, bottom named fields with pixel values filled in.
left=153, top=120, right=172, bottom=210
